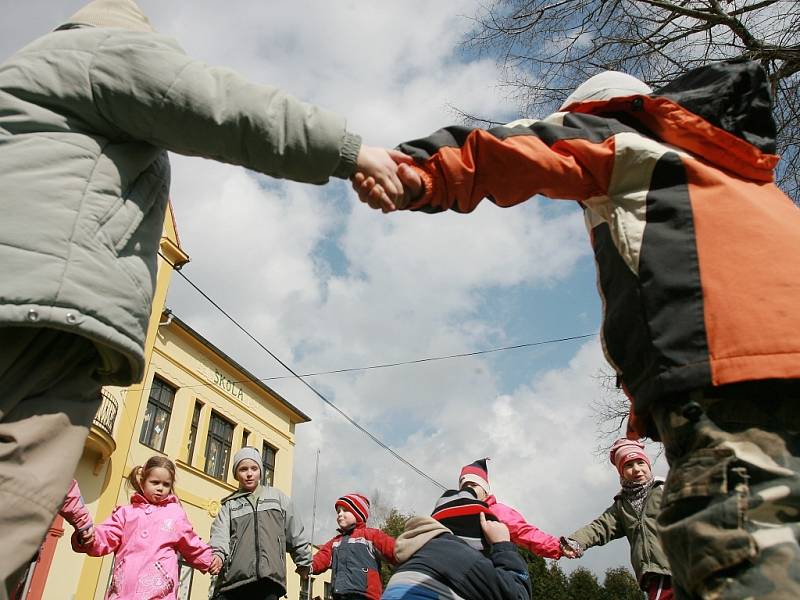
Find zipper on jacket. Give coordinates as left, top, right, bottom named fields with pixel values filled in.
left=251, top=498, right=261, bottom=577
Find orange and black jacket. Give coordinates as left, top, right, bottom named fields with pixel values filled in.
left=312, top=523, right=396, bottom=599
left=397, top=60, right=800, bottom=436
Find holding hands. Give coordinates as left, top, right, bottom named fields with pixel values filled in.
left=209, top=554, right=223, bottom=576
left=352, top=147, right=422, bottom=212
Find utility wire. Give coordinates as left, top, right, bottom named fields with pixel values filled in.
left=159, top=252, right=447, bottom=490
left=127, top=332, right=597, bottom=394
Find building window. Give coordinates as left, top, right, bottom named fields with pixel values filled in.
left=205, top=412, right=234, bottom=480
left=262, top=442, right=277, bottom=486
left=242, top=429, right=250, bottom=449
left=139, top=376, right=175, bottom=451
left=177, top=559, right=194, bottom=600
left=324, top=581, right=332, bottom=600
left=300, top=576, right=310, bottom=598
left=186, top=401, right=202, bottom=465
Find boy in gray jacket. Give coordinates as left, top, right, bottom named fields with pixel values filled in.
left=0, top=1, right=404, bottom=594
left=210, top=447, right=311, bottom=600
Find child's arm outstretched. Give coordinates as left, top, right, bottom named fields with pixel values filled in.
left=354, top=119, right=608, bottom=214
left=491, top=501, right=562, bottom=559
left=72, top=505, right=126, bottom=556
left=364, top=527, right=398, bottom=564
left=562, top=502, right=624, bottom=557
left=60, top=479, right=94, bottom=546
left=310, top=536, right=334, bottom=575
left=175, top=510, right=214, bottom=573
left=209, top=502, right=231, bottom=576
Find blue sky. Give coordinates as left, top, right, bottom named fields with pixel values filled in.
left=3, top=0, right=669, bottom=581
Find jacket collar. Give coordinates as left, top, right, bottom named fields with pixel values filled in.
left=130, top=492, right=178, bottom=506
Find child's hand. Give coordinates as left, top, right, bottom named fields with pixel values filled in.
left=480, top=512, right=510, bottom=545
left=353, top=146, right=408, bottom=212
left=209, top=555, right=223, bottom=575
left=352, top=149, right=420, bottom=212
left=559, top=537, right=583, bottom=559
left=78, top=526, right=94, bottom=546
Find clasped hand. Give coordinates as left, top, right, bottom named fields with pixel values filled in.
left=351, top=146, right=422, bottom=212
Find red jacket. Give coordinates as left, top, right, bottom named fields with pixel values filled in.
left=312, top=523, right=396, bottom=599
left=397, top=61, right=800, bottom=436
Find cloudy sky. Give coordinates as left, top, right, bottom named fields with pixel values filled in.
left=3, top=0, right=668, bottom=580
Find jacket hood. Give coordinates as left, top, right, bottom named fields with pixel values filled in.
left=566, top=60, right=779, bottom=182
left=60, top=0, right=154, bottom=32
left=560, top=71, right=653, bottom=111
left=395, top=516, right=450, bottom=563
left=655, top=59, right=776, bottom=154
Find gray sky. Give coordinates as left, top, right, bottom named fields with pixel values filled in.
left=2, top=0, right=668, bottom=581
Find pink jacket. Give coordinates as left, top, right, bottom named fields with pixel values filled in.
left=73, top=493, right=213, bottom=600
left=61, top=479, right=93, bottom=532
left=486, top=496, right=562, bottom=559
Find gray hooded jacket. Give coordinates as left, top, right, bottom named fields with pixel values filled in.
left=0, top=0, right=360, bottom=384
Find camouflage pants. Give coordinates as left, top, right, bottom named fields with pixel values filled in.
left=652, top=381, right=800, bottom=599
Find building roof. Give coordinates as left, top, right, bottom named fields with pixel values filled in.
left=168, top=312, right=311, bottom=424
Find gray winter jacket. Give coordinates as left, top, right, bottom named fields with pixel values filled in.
left=0, top=4, right=360, bottom=384
left=210, top=485, right=311, bottom=595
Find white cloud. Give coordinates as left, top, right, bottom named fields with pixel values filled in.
left=4, top=0, right=647, bottom=581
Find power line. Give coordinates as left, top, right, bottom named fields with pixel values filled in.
left=126, top=332, right=597, bottom=394
left=159, top=252, right=447, bottom=490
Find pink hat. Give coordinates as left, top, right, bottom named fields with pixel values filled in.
left=609, top=438, right=651, bottom=475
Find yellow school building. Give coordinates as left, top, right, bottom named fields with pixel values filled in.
left=22, top=204, right=331, bottom=600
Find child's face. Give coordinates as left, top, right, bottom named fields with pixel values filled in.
left=236, top=459, right=261, bottom=491
left=336, top=506, right=358, bottom=529
left=461, top=481, right=488, bottom=501
left=141, top=467, right=173, bottom=503
left=622, top=458, right=651, bottom=483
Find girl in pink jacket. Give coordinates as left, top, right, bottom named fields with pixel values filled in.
left=459, top=458, right=563, bottom=559
left=72, top=456, right=215, bottom=600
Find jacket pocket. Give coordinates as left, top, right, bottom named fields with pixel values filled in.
left=145, top=560, right=175, bottom=599
left=658, top=447, right=755, bottom=592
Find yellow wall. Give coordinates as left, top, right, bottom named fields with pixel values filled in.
left=39, top=205, right=326, bottom=600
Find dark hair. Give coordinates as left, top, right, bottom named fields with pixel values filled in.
left=127, top=455, right=177, bottom=496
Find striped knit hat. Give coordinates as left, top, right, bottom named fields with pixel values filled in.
left=609, top=438, right=651, bottom=475
left=458, top=457, right=490, bottom=494
left=431, top=488, right=495, bottom=550
left=336, top=493, right=370, bottom=524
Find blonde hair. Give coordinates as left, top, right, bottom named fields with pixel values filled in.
left=127, top=455, right=176, bottom=496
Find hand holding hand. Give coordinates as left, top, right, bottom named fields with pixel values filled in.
left=353, top=146, right=407, bottom=212
left=77, top=526, right=94, bottom=546
left=559, top=537, right=583, bottom=559
left=480, top=512, right=510, bottom=545
left=209, top=555, right=223, bottom=575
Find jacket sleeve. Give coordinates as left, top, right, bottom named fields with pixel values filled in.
left=281, top=492, right=312, bottom=567
left=88, top=31, right=360, bottom=182
left=492, top=502, right=562, bottom=559
left=568, top=502, right=625, bottom=550
left=209, top=501, right=231, bottom=562
left=72, top=505, right=125, bottom=556
left=175, top=508, right=214, bottom=573
left=396, top=120, right=612, bottom=213
left=311, top=536, right=334, bottom=574
left=60, top=479, right=93, bottom=533
left=365, top=527, right=397, bottom=564
left=462, top=541, right=531, bottom=600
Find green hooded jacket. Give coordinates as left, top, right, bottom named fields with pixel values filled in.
left=569, top=480, right=671, bottom=589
